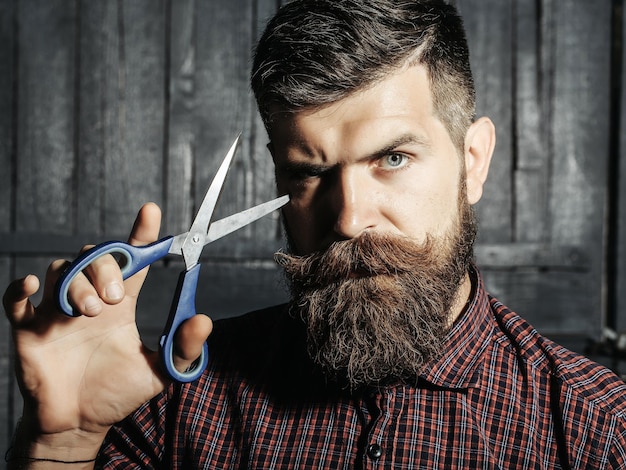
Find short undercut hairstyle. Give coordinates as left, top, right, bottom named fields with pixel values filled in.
left=251, top=0, right=476, bottom=153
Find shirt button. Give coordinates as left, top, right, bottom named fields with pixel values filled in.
left=367, top=443, right=383, bottom=459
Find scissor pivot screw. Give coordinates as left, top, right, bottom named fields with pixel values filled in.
left=192, top=234, right=201, bottom=244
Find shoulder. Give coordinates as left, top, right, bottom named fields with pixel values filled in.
left=488, top=296, right=626, bottom=419
left=200, top=304, right=323, bottom=395
left=208, top=303, right=297, bottom=357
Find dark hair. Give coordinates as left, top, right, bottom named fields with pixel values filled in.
left=251, top=0, right=475, bottom=152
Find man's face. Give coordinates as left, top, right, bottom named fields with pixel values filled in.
left=269, top=64, right=465, bottom=256
left=266, top=65, right=495, bottom=388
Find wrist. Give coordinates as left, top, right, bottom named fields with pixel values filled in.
left=6, top=418, right=108, bottom=469
left=5, top=448, right=97, bottom=469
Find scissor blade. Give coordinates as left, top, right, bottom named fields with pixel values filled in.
left=188, top=135, right=240, bottom=237
left=169, top=195, right=289, bottom=255
left=207, top=194, right=289, bottom=242
left=180, top=135, right=240, bottom=268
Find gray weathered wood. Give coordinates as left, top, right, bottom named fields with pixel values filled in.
left=165, top=0, right=196, bottom=235
left=0, top=0, right=14, bottom=233
left=15, top=0, right=76, bottom=234
left=617, top=0, right=626, bottom=333
left=166, top=0, right=284, bottom=260
left=0, top=1, right=14, bottom=448
left=461, top=0, right=612, bottom=341
left=77, top=0, right=166, bottom=234
left=514, top=0, right=552, bottom=243
left=546, top=0, right=611, bottom=335
left=482, top=269, right=599, bottom=335
left=458, top=0, right=514, bottom=244
left=0, top=257, right=13, bottom=449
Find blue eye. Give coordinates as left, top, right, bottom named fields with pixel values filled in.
left=381, top=153, right=408, bottom=169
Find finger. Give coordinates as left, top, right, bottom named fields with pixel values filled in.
left=172, top=314, right=213, bottom=373
left=3, top=275, right=40, bottom=325
left=125, top=203, right=162, bottom=296
left=42, top=260, right=104, bottom=317
left=81, top=253, right=125, bottom=306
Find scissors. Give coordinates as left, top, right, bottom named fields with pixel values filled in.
left=54, top=135, right=289, bottom=382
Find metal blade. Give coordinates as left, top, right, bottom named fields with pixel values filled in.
left=207, top=194, right=289, bottom=242
left=169, top=194, right=289, bottom=256
left=181, top=135, right=240, bottom=268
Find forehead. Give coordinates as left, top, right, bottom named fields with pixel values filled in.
left=267, top=65, right=452, bottom=158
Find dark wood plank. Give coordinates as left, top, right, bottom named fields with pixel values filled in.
left=513, top=0, right=551, bottom=243
left=165, top=0, right=195, bottom=236
left=250, top=0, right=287, bottom=253
left=618, top=0, right=626, bottom=332
left=15, top=0, right=77, bottom=234
left=0, top=0, right=14, bottom=234
left=548, top=0, right=612, bottom=244
left=165, top=0, right=286, bottom=260
left=482, top=268, right=598, bottom=336
left=0, top=1, right=16, bottom=448
left=458, top=0, right=514, bottom=244
left=475, top=243, right=588, bottom=269
left=0, top=257, right=13, bottom=449
left=77, top=0, right=166, bottom=235
left=545, top=0, right=612, bottom=337
left=191, top=0, right=281, bottom=258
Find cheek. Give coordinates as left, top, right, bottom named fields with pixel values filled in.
left=281, top=200, right=319, bottom=253
left=390, top=174, right=461, bottom=239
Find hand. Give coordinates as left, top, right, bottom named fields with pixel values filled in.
left=3, top=203, right=213, bottom=463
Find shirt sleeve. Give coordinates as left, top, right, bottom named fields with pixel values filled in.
left=96, top=390, right=170, bottom=469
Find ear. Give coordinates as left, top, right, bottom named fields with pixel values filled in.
left=463, top=116, right=496, bottom=205
left=267, top=141, right=276, bottom=162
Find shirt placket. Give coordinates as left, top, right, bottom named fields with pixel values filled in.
left=360, top=386, right=404, bottom=469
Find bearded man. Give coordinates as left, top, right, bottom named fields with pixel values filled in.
left=4, top=0, right=626, bottom=468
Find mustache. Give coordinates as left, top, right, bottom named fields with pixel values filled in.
left=275, top=232, right=443, bottom=288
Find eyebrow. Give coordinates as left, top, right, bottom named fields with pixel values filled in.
left=276, top=132, right=431, bottom=175
left=365, top=132, right=431, bottom=162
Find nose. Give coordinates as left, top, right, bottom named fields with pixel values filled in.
left=330, top=166, right=379, bottom=240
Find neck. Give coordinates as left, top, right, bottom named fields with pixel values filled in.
left=448, top=271, right=473, bottom=326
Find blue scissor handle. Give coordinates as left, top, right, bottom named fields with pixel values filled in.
left=55, top=237, right=174, bottom=317
left=159, top=264, right=208, bottom=383
left=54, top=235, right=207, bottom=383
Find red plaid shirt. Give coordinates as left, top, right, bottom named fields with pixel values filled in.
left=99, top=268, right=626, bottom=469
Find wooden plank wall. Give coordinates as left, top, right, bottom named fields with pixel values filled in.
left=0, top=0, right=622, bottom=450
left=461, top=0, right=615, bottom=342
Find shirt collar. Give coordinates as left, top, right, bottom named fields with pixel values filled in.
left=418, top=266, right=493, bottom=390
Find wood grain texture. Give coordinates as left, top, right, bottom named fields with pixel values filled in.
left=0, top=3, right=14, bottom=446
left=166, top=0, right=284, bottom=259
left=546, top=0, right=611, bottom=335
left=77, top=0, right=166, bottom=234
left=165, top=0, right=195, bottom=235
left=616, top=0, right=626, bottom=332
left=513, top=0, right=552, bottom=243
left=0, top=0, right=14, bottom=233
left=458, top=0, right=514, bottom=244
left=482, top=268, right=598, bottom=335
left=0, top=257, right=13, bottom=449
left=15, top=0, right=76, bottom=234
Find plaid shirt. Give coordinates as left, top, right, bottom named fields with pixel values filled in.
left=99, top=268, right=626, bottom=469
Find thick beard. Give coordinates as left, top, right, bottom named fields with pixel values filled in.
left=276, top=200, right=477, bottom=390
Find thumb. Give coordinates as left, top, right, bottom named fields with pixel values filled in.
left=124, top=202, right=162, bottom=296
left=172, top=314, right=213, bottom=373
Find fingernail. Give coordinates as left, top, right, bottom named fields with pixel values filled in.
left=84, top=296, right=102, bottom=314
left=105, top=283, right=124, bottom=302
